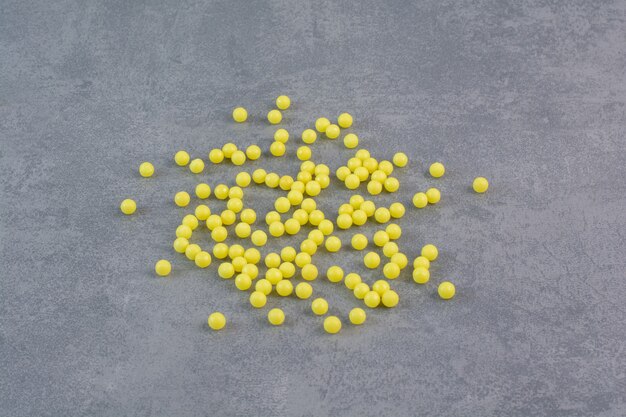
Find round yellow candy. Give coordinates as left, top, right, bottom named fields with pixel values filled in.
left=265, top=268, right=283, bottom=285
left=220, top=209, right=236, bottom=225
left=195, top=251, right=212, bottom=268
left=306, top=229, right=323, bottom=246
left=233, top=107, right=248, bottom=122
left=301, top=263, right=318, bottom=281
left=270, top=141, right=286, bottom=157
left=182, top=214, right=198, bottom=230
left=242, top=264, right=259, bottom=281
left=438, top=281, right=456, bottom=299
left=251, top=230, right=267, bottom=246
left=267, top=109, right=282, bottom=124
left=228, top=245, right=245, bottom=259
left=391, top=252, right=408, bottom=269
left=302, top=129, right=317, bottom=144
left=426, top=188, right=441, bottom=204
left=422, top=244, right=439, bottom=261
left=173, top=237, right=189, bottom=253
left=189, top=158, right=204, bottom=174
left=235, top=222, right=251, bottom=238
left=174, top=151, right=190, bottom=166
left=293, top=209, right=309, bottom=225
left=120, top=199, right=136, bottom=215
left=139, top=162, right=154, bottom=178
left=381, top=290, right=399, bottom=307
left=155, top=259, right=171, bottom=276
left=382, top=242, right=399, bottom=257
left=300, top=239, right=317, bottom=255
left=295, top=282, right=313, bottom=299
left=235, top=274, right=252, bottom=291
left=351, top=234, right=368, bottom=250
left=269, top=221, right=285, bottom=237
left=231, top=150, right=246, bottom=166
left=208, top=312, right=226, bottom=330
left=429, top=162, right=445, bottom=178
left=413, top=256, right=430, bottom=269
left=174, top=192, right=190, bottom=207
left=344, top=174, right=360, bottom=190
left=374, top=207, right=391, bottom=223
left=295, top=252, right=312, bottom=267
left=250, top=291, right=267, bottom=308
left=349, top=308, right=366, bottom=325
left=305, top=181, right=321, bottom=196
left=344, top=273, right=362, bottom=290
left=227, top=198, right=243, bottom=213
left=318, top=219, right=334, bottom=235
left=473, top=177, right=489, bottom=193
left=265, top=252, right=282, bottom=268
left=337, top=112, right=353, bottom=128
left=276, top=95, right=291, bottom=110
left=279, top=261, right=296, bottom=279
left=364, top=291, right=381, bottom=308
left=240, top=208, right=257, bottom=224
left=274, top=128, right=289, bottom=143
left=214, top=184, right=229, bottom=200
left=326, top=265, right=344, bottom=283
left=412, top=192, right=428, bottom=208
left=392, top=152, right=408, bottom=167
left=195, top=183, right=211, bottom=199
left=373, top=231, right=390, bottom=247
left=384, top=177, right=400, bottom=192
left=280, top=246, right=297, bottom=262
left=371, top=170, right=387, bottom=183
left=246, top=145, right=262, bottom=160
left=211, top=226, right=228, bottom=242
left=336, top=213, right=353, bottom=229
left=323, top=316, right=342, bottom=334
left=367, top=180, right=383, bottom=195
left=229, top=185, right=244, bottom=198
left=353, top=282, right=370, bottom=299
left=325, top=124, right=340, bottom=139
left=378, top=160, right=394, bottom=175
left=412, top=267, right=430, bottom=284
left=222, top=143, right=237, bottom=158
left=265, top=173, right=280, bottom=188
left=209, top=149, right=224, bottom=164
left=360, top=200, right=376, bottom=217
left=311, top=298, right=329, bottom=315
left=244, top=248, right=261, bottom=265
left=315, top=117, right=330, bottom=132
left=354, top=167, right=369, bottom=182
left=349, top=194, right=364, bottom=208
left=352, top=210, right=367, bottom=226
left=284, top=218, right=301, bottom=235
left=370, top=281, right=388, bottom=297
left=389, top=203, right=405, bottom=219
left=185, top=244, right=201, bottom=260
left=343, top=133, right=358, bottom=149
left=274, top=197, right=291, bottom=213
left=386, top=223, right=402, bottom=240
left=252, top=169, right=267, bottom=184
left=308, top=210, right=324, bottom=226
left=364, top=251, right=381, bottom=269
left=363, top=158, right=378, bottom=173
left=267, top=308, right=285, bottom=326
left=383, top=262, right=400, bottom=279
left=255, top=279, right=272, bottom=295
left=276, top=279, right=293, bottom=297
left=355, top=149, right=370, bottom=160
left=297, top=146, right=312, bottom=161
left=265, top=211, right=281, bottom=225
left=325, top=236, right=342, bottom=252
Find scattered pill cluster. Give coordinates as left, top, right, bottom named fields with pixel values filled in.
left=120, top=95, right=490, bottom=334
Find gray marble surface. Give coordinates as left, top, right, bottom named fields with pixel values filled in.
left=1, top=1, right=626, bottom=416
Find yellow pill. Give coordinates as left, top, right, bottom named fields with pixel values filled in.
left=354, top=167, right=369, bottom=182
left=336, top=166, right=351, bottom=181
left=338, top=203, right=353, bottom=215
left=374, top=207, right=391, bottom=223
left=189, top=158, right=204, bottom=174
left=267, top=308, right=285, bottom=326
left=315, top=173, right=331, bottom=189
left=429, top=162, right=445, bottom=178
left=217, top=262, right=235, bottom=279
left=185, top=244, right=201, bottom=260
left=255, top=279, right=273, bottom=295
left=421, top=244, right=438, bottom=261
left=232, top=107, right=248, bottom=122
left=360, top=200, right=376, bottom=217
left=231, top=150, right=246, bottom=166
left=382, top=242, right=399, bottom=257
left=367, top=180, right=383, bottom=195
left=234, top=222, right=251, bottom=238
left=384, top=177, right=400, bottom=192
left=120, top=199, right=136, bottom=215
left=295, top=252, right=312, bottom=267
left=270, top=141, right=286, bottom=157
left=412, top=192, right=428, bottom=208
left=279, top=175, right=294, bottom=191
left=265, top=173, right=280, bottom=188
left=277, top=246, right=295, bottom=262
left=228, top=244, right=244, bottom=259
left=267, top=109, right=282, bottom=124
left=323, top=316, right=342, bottom=334
left=372, top=280, right=390, bottom=295
left=208, top=312, right=226, bottom=330
left=473, top=177, right=489, bottom=193
left=274, top=128, right=289, bottom=143
left=139, top=162, right=154, bottom=178
left=220, top=209, right=237, bottom=225
left=438, top=281, right=455, bottom=299
left=385, top=223, right=402, bottom=240
left=212, top=243, right=228, bottom=259
left=378, top=160, right=394, bottom=175
left=413, top=256, right=430, bottom=269
left=355, top=149, right=370, bottom=160
left=353, top=282, right=370, bottom=299
left=301, top=263, right=318, bottom=281
left=182, top=214, right=199, bottom=230
left=351, top=233, right=368, bottom=250
left=273, top=196, right=290, bottom=213
left=269, top=221, right=285, bottom=237
left=344, top=273, right=362, bottom=290
left=279, top=261, right=296, bottom=279
left=300, top=239, right=318, bottom=255
left=371, top=170, right=387, bottom=183
left=227, top=198, right=243, bottom=213
left=276, top=280, right=293, bottom=297
left=325, top=236, right=342, bottom=252
left=302, top=129, right=317, bottom=144
left=363, top=157, right=378, bottom=173
left=265, top=211, right=281, bottom=225
left=174, top=151, right=190, bottom=166
left=336, top=213, right=353, bottom=229
left=326, top=266, right=344, bottom=283
left=308, top=210, right=324, bottom=226
left=305, top=181, right=321, bottom=197
left=195, top=183, right=211, bottom=199
left=389, top=203, right=405, bottom=219
left=337, top=112, right=353, bottom=128
left=391, top=253, right=408, bottom=269
left=343, top=133, right=358, bottom=149
left=209, top=149, right=224, bottom=164
left=364, top=291, right=381, bottom=308
left=364, top=251, right=381, bottom=269
left=412, top=267, right=430, bottom=284
left=373, top=230, right=390, bottom=247
left=155, top=259, right=171, bottom=277
left=392, top=152, right=408, bottom=167
left=173, top=237, right=189, bottom=253
left=293, top=209, right=309, bottom=226
left=174, top=191, right=191, bottom=207
left=426, top=187, right=441, bottom=204
left=195, top=251, right=212, bottom=268
left=244, top=248, right=261, bottom=265
left=245, top=145, right=262, bottom=160
left=349, top=308, right=366, bottom=325
left=211, top=226, right=228, bottom=242
left=265, top=252, right=282, bottom=268
left=240, top=208, right=257, bottom=224
left=345, top=174, right=361, bottom=190
left=311, top=298, right=329, bottom=315
left=381, top=290, right=399, bottom=307
left=249, top=291, right=267, bottom=308
left=276, top=95, right=291, bottom=110
left=222, top=143, right=237, bottom=158
left=206, top=215, right=222, bottom=230
left=315, top=117, right=330, bottom=132
left=242, top=265, right=259, bottom=282
left=383, top=262, right=400, bottom=279
left=318, top=219, right=334, bottom=236
left=281, top=218, right=299, bottom=235
left=214, top=184, right=229, bottom=200
left=265, top=268, right=283, bottom=285
left=252, top=169, right=267, bottom=184
left=295, top=282, right=313, bottom=300
left=235, top=274, right=252, bottom=291
left=297, top=146, right=312, bottom=161
left=325, top=124, right=340, bottom=139
left=349, top=194, right=364, bottom=209
left=229, top=185, right=244, bottom=198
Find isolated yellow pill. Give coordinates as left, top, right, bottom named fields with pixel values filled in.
left=392, top=152, right=408, bottom=167
left=422, top=244, right=438, bottom=261
left=232, top=107, right=248, bottom=122
left=173, top=237, right=189, bottom=253
left=364, top=291, right=381, bottom=308
left=155, top=259, right=171, bottom=276
left=412, top=267, right=430, bottom=284
left=429, top=162, right=445, bottom=178
left=302, top=129, right=317, bottom=144
left=209, top=149, right=224, bottom=164
left=139, top=162, right=154, bottom=178
left=324, top=316, right=342, bottom=334
left=255, top=279, right=272, bottom=295
left=276, top=279, right=293, bottom=297
left=185, top=244, right=201, bottom=261
left=473, top=177, right=489, bottom=193
left=351, top=233, right=368, bottom=250
left=195, top=251, right=212, bottom=268
left=311, top=298, right=329, bottom=315
left=189, top=158, right=204, bottom=174
left=270, top=141, right=286, bottom=157
left=364, top=252, right=381, bottom=269
left=349, top=308, right=366, bottom=325
left=208, top=312, right=226, bottom=330
left=175, top=151, right=190, bottom=166
left=412, top=192, right=428, bottom=208
left=267, top=109, right=282, bottom=124
left=295, top=282, right=313, bottom=299
left=381, top=290, right=399, bottom=307
left=267, top=308, right=285, bottom=326
left=344, top=273, right=362, bottom=290
left=438, top=281, right=455, bottom=299
left=120, top=199, right=136, bottom=215
left=276, top=95, right=291, bottom=110
left=426, top=188, right=441, bottom=204
left=174, top=191, right=191, bottom=207
left=325, top=124, right=340, bottom=139
left=249, top=291, right=267, bottom=308
left=353, top=282, right=370, bottom=299
left=301, top=263, right=318, bottom=281
left=337, top=112, right=353, bottom=128
left=343, top=133, right=358, bottom=149
left=245, top=145, right=262, bottom=160
left=326, top=265, right=344, bottom=283
left=315, top=117, right=330, bottom=132
left=274, top=128, right=289, bottom=143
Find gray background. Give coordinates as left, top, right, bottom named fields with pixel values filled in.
left=1, top=0, right=625, bottom=416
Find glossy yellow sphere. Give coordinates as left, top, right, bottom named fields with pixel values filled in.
left=438, top=281, right=455, bottom=299
left=381, top=290, right=399, bottom=307
left=392, top=152, right=408, bottom=167
left=300, top=239, right=318, bottom=256
left=354, top=167, right=370, bottom=182
left=301, top=263, right=318, bottom=281
left=311, top=298, right=329, bottom=315
left=222, top=143, right=237, bottom=158
left=227, top=197, right=243, bottom=213
left=336, top=213, right=353, bottom=229
left=325, top=236, right=342, bottom=252
left=228, top=244, right=245, bottom=259
left=284, top=218, right=300, bottom=235
left=363, top=157, right=378, bottom=173
left=255, top=279, right=272, bottom=295
left=209, top=149, right=224, bottom=164
left=174, top=151, right=190, bottom=166
left=220, top=209, right=237, bottom=225
left=274, top=128, right=289, bottom=143
left=389, top=203, right=405, bottom=219
left=270, top=141, right=286, bottom=157
left=155, top=259, right=171, bottom=276
left=182, top=214, right=199, bottom=230
left=421, top=244, right=438, bottom=261
left=308, top=210, right=324, bottom=226
left=249, top=291, right=267, bottom=308
left=174, top=191, right=191, bottom=207
left=426, top=187, right=441, bottom=204
left=383, top=177, right=400, bottom=192
left=351, top=234, right=368, bottom=250
left=345, top=174, right=360, bottom=190
left=120, top=199, right=136, bottom=215
left=378, top=160, right=394, bottom=175
left=195, top=251, right=212, bottom=268
left=245, top=145, right=262, bottom=160
left=315, top=117, right=330, bottom=132
left=211, top=226, right=228, bottom=242
left=326, top=265, right=344, bottom=283
left=295, top=282, right=313, bottom=299
left=280, top=246, right=297, bottom=262
left=364, top=251, right=381, bottom=269
left=173, top=237, right=189, bottom=253
left=364, top=291, right=381, bottom=308
left=325, top=124, right=340, bottom=139
left=324, top=316, right=342, bottom=334
left=279, top=261, right=296, bottom=279
left=208, top=312, right=226, bottom=330
left=240, top=208, right=257, bottom=224
left=371, top=170, right=387, bottom=183
left=385, top=223, right=402, bottom=240
left=412, top=192, right=428, bottom=208
left=276, top=95, right=291, bottom=110
left=352, top=210, right=367, bottom=226
left=235, top=274, right=252, bottom=291
left=302, top=129, right=317, bottom=144
left=349, top=308, right=366, bottom=325
left=297, top=146, right=312, bottom=161
left=265, top=268, right=283, bottom=285
left=344, top=273, right=362, bottom=290
left=269, top=221, right=285, bottom=237
left=267, top=109, right=282, bottom=124
left=382, top=242, right=399, bottom=258
left=372, top=279, right=390, bottom=296
left=139, top=162, right=154, bottom=177
left=412, top=267, right=430, bottom=284
left=374, top=207, right=391, bottom=223
left=360, top=200, right=376, bottom=217
left=305, top=181, right=321, bottom=197
left=293, top=208, right=309, bottom=225
left=235, top=222, right=251, bottom=238
left=267, top=308, right=285, bottom=326
left=429, top=162, right=445, bottom=178
left=413, top=256, right=430, bottom=269
left=473, top=177, right=489, bottom=193
left=367, top=180, right=383, bottom=195
left=337, top=112, right=353, bottom=128
left=265, top=173, right=280, bottom=188
left=189, top=158, right=204, bottom=174
left=195, top=184, right=211, bottom=200
left=383, top=262, right=400, bottom=279
left=232, top=107, right=248, bottom=122
left=295, top=252, right=312, bottom=267
left=353, top=282, right=370, bottom=299
left=231, top=150, right=246, bottom=166
left=318, top=219, right=334, bottom=236
left=185, top=244, right=201, bottom=261
left=390, top=252, right=408, bottom=269
left=211, top=243, right=227, bottom=259
left=336, top=166, right=350, bottom=181
left=214, top=184, right=229, bottom=200
left=175, top=224, right=192, bottom=239
left=343, top=133, right=358, bottom=149
left=373, top=230, right=390, bottom=247
left=276, top=279, right=293, bottom=297
left=273, top=196, right=290, bottom=213
left=244, top=248, right=261, bottom=265
left=250, top=230, right=267, bottom=247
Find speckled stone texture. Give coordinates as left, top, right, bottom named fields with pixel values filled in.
left=1, top=1, right=626, bottom=416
